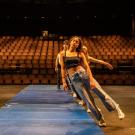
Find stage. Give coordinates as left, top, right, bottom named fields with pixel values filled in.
left=0, top=85, right=104, bottom=135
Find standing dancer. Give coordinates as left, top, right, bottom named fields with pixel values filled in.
left=60, top=36, right=106, bottom=126
left=55, top=40, right=69, bottom=89
left=82, top=45, right=125, bottom=120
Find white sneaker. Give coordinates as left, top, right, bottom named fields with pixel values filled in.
left=117, top=105, right=125, bottom=120
left=118, top=109, right=125, bottom=120
left=73, top=92, right=77, bottom=98
left=87, top=108, right=91, bottom=113
left=98, top=117, right=106, bottom=127
left=79, top=100, right=85, bottom=106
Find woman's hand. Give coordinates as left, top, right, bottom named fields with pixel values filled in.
left=63, top=82, right=69, bottom=91
left=90, top=80, right=96, bottom=89
left=105, top=62, right=113, bottom=70
left=55, top=67, right=58, bottom=72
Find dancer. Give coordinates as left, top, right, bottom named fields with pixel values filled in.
left=55, top=40, right=69, bottom=89
left=82, top=45, right=125, bottom=120
left=56, top=37, right=125, bottom=124
left=55, top=40, right=82, bottom=100
left=60, top=36, right=106, bottom=126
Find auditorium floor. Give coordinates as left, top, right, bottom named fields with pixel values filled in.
left=0, top=85, right=27, bottom=107
left=0, top=85, right=135, bottom=135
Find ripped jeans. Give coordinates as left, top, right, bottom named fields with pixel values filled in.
left=68, top=69, right=103, bottom=121
left=92, top=78, right=118, bottom=112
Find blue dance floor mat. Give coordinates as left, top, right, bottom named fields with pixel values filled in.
left=0, top=85, right=104, bottom=135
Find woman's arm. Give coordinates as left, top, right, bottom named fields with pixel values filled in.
left=83, top=46, right=113, bottom=69
left=88, top=56, right=113, bottom=70
left=59, top=53, right=68, bottom=91
left=81, top=52, right=96, bottom=89
left=55, top=54, right=59, bottom=72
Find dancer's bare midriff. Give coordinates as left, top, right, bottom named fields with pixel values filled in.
left=66, top=65, right=86, bottom=77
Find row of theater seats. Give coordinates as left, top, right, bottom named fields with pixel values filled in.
left=0, top=36, right=63, bottom=69
left=83, top=36, right=135, bottom=60
left=0, top=35, right=135, bottom=68
left=0, top=74, right=134, bottom=85
left=95, top=74, right=135, bottom=85
left=0, top=35, right=135, bottom=85
left=82, top=36, right=135, bottom=68
left=0, top=74, right=56, bottom=85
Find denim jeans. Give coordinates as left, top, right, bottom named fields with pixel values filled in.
left=69, top=70, right=103, bottom=121
left=57, top=65, right=61, bottom=89
left=93, top=78, right=118, bottom=112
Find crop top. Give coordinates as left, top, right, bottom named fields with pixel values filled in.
left=64, top=56, right=81, bottom=69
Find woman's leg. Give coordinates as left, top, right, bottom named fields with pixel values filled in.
left=82, top=87, right=106, bottom=126
left=57, top=65, right=61, bottom=89
left=66, top=76, right=82, bottom=101
left=93, top=78, right=125, bottom=119
left=81, top=76, right=103, bottom=120
left=71, top=72, right=106, bottom=126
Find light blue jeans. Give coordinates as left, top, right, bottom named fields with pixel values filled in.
left=69, top=70, right=103, bottom=121
left=92, top=78, right=118, bottom=112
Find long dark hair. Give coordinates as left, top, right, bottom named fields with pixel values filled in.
left=69, top=36, right=82, bottom=52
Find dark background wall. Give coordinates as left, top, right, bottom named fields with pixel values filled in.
left=0, top=0, right=134, bottom=35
